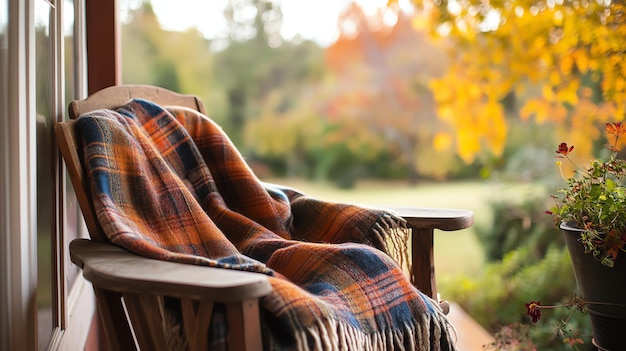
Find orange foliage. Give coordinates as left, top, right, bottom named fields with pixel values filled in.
left=323, top=2, right=458, bottom=178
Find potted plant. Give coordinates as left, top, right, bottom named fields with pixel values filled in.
left=533, top=122, right=626, bottom=350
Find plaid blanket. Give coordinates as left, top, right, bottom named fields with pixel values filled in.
left=76, top=99, right=457, bottom=351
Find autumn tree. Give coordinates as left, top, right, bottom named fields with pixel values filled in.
left=323, top=2, right=458, bottom=182
left=394, top=0, right=625, bottom=163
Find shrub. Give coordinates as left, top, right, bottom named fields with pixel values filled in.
left=443, top=246, right=592, bottom=350
left=475, top=197, right=563, bottom=262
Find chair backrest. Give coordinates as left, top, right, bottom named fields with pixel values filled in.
left=56, top=85, right=206, bottom=242
left=57, top=86, right=270, bottom=351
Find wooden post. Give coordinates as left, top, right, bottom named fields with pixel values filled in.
left=85, top=0, right=121, bottom=95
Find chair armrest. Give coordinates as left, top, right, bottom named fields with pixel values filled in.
left=70, top=239, right=272, bottom=302
left=386, top=207, right=474, bottom=231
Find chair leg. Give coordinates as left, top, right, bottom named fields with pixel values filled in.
left=122, top=293, right=169, bottom=351
left=93, top=288, right=137, bottom=351
left=226, top=299, right=263, bottom=351
left=410, top=227, right=436, bottom=299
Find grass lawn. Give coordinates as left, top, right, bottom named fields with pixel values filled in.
left=264, top=178, right=546, bottom=294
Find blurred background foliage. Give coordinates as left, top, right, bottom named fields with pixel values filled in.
left=120, top=0, right=623, bottom=348
left=122, top=0, right=624, bottom=185
left=122, top=1, right=483, bottom=186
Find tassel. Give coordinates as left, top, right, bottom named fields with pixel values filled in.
left=291, top=314, right=458, bottom=351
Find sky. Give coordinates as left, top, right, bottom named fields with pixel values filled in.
left=121, top=0, right=401, bottom=47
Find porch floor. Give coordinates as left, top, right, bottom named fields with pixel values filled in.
left=447, top=303, right=495, bottom=350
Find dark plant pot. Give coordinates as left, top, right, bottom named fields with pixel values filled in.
left=561, top=222, right=626, bottom=351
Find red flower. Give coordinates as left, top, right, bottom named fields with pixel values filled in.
left=606, top=122, right=626, bottom=137
left=525, top=301, right=541, bottom=323
left=556, top=143, right=574, bottom=157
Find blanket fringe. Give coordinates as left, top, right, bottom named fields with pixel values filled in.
left=370, top=213, right=411, bottom=274
left=294, top=305, right=458, bottom=351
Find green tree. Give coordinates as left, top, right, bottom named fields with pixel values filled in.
left=215, top=0, right=324, bottom=147
left=243, top=87, right=325, bottom=178
left=216, top=0, right=281, bottom=143
left=239, top=39, right=326, bottom=175
left=223, top=0, right=283, bottom=46
left=121, top=2, right=227, bottom=122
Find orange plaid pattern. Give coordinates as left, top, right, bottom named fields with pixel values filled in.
left=76, top=99, right=457, bottom=350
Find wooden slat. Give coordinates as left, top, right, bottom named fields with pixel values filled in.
left=68, top=84, right=206, bottom=119
left=181, top=299, right=214, bottom=351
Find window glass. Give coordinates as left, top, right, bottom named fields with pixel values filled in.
left=0, top=0, right=6, bottom=109
left=63, top=0, right=80, bottom=286
left=35, top=1, right=54, bottom=349
left=0, top=0, right=5, bottom=32
left=0, top=8, right=5, bottom=128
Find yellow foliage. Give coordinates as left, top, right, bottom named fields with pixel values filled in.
left=520, top=99, right=543, bottom=122
left=559, top=54, right=574, bottom=75
left=616, top=77, right=625, bottom=95
left=433, top=132, right=452, bottom=151
left=574, top=51, right=589, bottom=73
left=401, top=0, right=626, bottom=163
left=556, top=80, right=579, bottom=106
left=541, top=85, right=555, bottom=101
left=483, top=101, right=507, bottom=156
left=457, top=130, right=481, bottom=164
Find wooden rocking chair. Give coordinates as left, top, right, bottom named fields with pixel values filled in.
left=55, top=85, right=473, bottom=351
